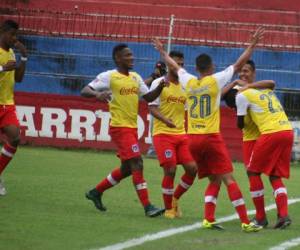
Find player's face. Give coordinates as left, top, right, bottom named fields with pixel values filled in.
left=118, top=48, right=134, bottom=70
left=2, top=29, right=18, bottom=48
left=239, top=64, right=255, bottom=83
left=169, top=56, right=184, bottom=75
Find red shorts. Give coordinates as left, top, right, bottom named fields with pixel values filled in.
left=0, top=105, right=20, bottom=129
left=153, top=134, right=194, bottom=168
left=248, top=130, right=294, bottom=178
left=188, top=133, right=233, bottom=179
left=109, top=126, right=141, bottom=161
left=242, top=140, right=256, bottom=168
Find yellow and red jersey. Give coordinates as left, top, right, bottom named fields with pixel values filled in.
left=149, top=77, right=187, bottom=135
left=236, top=88, right=292, bottom=134
left=177, top=66, right=234, bottom=134
left=0, top=47, right=16, bottom=105
left=88, top=69, right=149, bottom=128
left=242, top=113, right=260, bottom=141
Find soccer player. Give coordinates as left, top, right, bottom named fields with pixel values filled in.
left=0, top=20, right=28, bottom=195
left=148, top=51, right=197, bottom=218
left=223, top=61, right=275, bottom=227
left=81, top=43, right=166, bottom=217
left=153, top=27, right=264, bottom=232
left=234, top=62, right=293, bottom=229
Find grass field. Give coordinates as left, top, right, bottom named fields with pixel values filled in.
left=0, top=146, right=300, bottom=250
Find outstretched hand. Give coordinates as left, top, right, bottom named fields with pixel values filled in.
left=250, top=27, right=265, bottom=46
left=152, top=38, right=165, bottom=53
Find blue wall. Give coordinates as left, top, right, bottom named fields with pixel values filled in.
left=17, top=35, right=300, bottom=95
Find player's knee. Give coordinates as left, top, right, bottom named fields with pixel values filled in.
left=184, top=163, right=197, bottom=176
left=127, top=156, right=143, bottom=171
left=164, top=166, right=176, bottom=178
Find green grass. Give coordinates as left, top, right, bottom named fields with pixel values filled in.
left=0, top=146, right=299, bottom=250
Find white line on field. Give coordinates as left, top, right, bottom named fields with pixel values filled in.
left=94, top=198, right=300, bottom=250
left=269, top=237, right=300, bottom=250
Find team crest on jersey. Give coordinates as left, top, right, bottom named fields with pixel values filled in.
left=132, top=144, right=140, bottom=153
left=165, top=149, right=172, bottom=158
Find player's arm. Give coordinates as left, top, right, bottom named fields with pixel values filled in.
left=233, top=27, right=265, bottom=74
left=81, top=72, right=112, bottom=102
left=149, top=105, right=176, bottom=128
left=141, top=78, right=167, bottom=102
left=236, top=93, right=250, bottom=129
left=14, top=41, right=27, bottom=82
left=239, top=80, right=275, bottom=92
left=221, top=79, right=241, bottom=98
left=152, top=38, right=181, bottom=72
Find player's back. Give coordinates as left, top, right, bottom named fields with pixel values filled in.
left=238, top=89, right=292, bottom=134
left=185, top=75, right=221, bottom=134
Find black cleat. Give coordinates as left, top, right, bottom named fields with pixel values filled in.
left=274, top=216, right=292, bottom=229
left=85, top=189, right=107, bottom=211
left=144, top=204, right=165, bottom=217
left=251, top=217, right=269, bottom=228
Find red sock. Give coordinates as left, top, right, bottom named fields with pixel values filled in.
left=204, top=183, right=221, bottom=222
left=249, top=175, right=266, bottom=221
left=132, top=170, right=150, bottom=207
left=227, top=182, right=249, bottom=224
left=162, top=175, right=174, bottom=209
left=271, top=178, right=288, bottom=217
left=96, top=167, right=124, bottom=193
left=173, top=173, right=195, bottom=199
left=0, top=144, right=17, bottom=175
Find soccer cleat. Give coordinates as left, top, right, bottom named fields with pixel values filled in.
left=202, top=219, right=224, bottom=230
left=164, top=209, right=176, bottom=219
left=0, top=178, right=7, bottom=196
left=241, top=222, right=263, bottom=232
left=172, top=197, right=182, bottom=218
left=144, top=204, right=165, bottom=217
left=274, top=216, right=292, bottom=229
left=251, top=217, right=269, bottom=228
left=85, top=188, right=107, bottom=211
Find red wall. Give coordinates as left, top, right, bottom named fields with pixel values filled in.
left=14, top=92, right=243, bottom=161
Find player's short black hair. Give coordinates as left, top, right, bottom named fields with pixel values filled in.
left=245, top=60, right=256, bottom=71
left=169, top=50, right=184, bottom=59
left=196, top=53, right=212, bottom=72
left=223, top=88, right=238, bottom=108
left=112, top=43, right=128, bottom=62
left=0, top=20, right=19, bottom=33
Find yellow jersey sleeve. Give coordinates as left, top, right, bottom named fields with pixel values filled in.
left=237, top=89, right=292, bottom=134
left=149, top=77, right=186, bottom=135
left=0, top=48, right=16, bottom=105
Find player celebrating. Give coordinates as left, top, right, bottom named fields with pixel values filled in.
left=0, top=20, right=27, bottom=195
left=148, top=51, right=197, bottom=219
left=234, top=62, right=293, bottom=229
left=81, top=43, right=165, bottom=217
left=153, top=27, right=264, bottom=232
left=223, top=60, right=276, bottom=227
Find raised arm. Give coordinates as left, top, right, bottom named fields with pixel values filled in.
left=152, top=38, right=181, bottom=72
left=233, top=27, right=265, bottom=74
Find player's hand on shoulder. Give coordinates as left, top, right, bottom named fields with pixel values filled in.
left=3, top=60, right=17, bottom=71
left=234, top=79, right=248, bottom=87
left=14, top=41, right=27, bottom=57
left=158, top=78, right=169, bottom=88
left=95, top=90, right=112, bottom=102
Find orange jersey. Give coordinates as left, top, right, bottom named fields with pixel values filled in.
left=89, top=69, right=149, bottom=128
left=149, top=77, right=186, bottom=135
left=178, top=66, right=234, bottom=134
left=0, top=48, right=16, bottom=105
left=236, top=89, right=292, bottom=134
